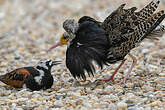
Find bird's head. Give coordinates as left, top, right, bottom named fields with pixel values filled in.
left=59, top=32, right=71, bottom=45
left=48, top=19, right=79, bottom=51
left=36, top=59, right=61, bottom=71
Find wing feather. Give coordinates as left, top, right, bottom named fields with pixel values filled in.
left=66, top=21, right=109, bottom=80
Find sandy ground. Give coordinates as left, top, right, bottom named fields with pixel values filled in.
left=0, top=0, right=165, bottom=109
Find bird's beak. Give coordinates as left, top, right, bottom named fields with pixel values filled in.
left=47, top=41, right=62, bottom=52
left=52, top=61, right=61, bottom=65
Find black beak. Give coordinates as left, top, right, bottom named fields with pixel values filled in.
left=52, top=61, right=61, bottom=65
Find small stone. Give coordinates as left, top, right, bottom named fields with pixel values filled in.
left=54, top=100, right=64, bottom=107
left=77, top=106, right=88, bottom=110
left=55, top=95, right=66, bottom=100
left=34, top=105, right=45, bottom=110
left=158, top=73, right=165, bottom=77
left=82, top=101, right=92, bottom=108
left=68, top=78, right=74, bottom=83
left=117, top=102, right=127, bottom=110
left=144, top=106, right=151, bottom=110
left=125, top=83, right=134, bottom=88
left=126, top=93, right=135, bottom=99
left=15, top=107, right=23, bottom=110
left=125, top=99, right=136, bottom=104
left=128, top=106, right=144, bottom=110
left=142, top=85, right=154, bottom=92
left=141, top=48, right=149, bottom=53
left=108, top=103, right=117, bottom=110
left=154, top=77, right=165, bottom=85
left=141, top=98, right=148, bottom=103
left=0, top=62, right=8, bottom=67
left=135, top=91, right=143, bottom=96
left=99, top=101, right=109, bottom=108
left=14, top=56, right=21, bottom=60
left=150, top=101, right=161, bottom=107
left=109, top=94, right=119, bottom=102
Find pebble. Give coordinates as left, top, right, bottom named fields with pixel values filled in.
left=158, top=73, right=165, bottom=77
left=142, top=85, right=154, bottom=92
left=53, top=100, right=64, bottom=108
left=144, top=106, right=151, bottom=110
left=128, top=106, right=144, bottom=110
left=154, top=77, right=165, bottom=85
left=109, top=94, right=119, bottom=102
left=108, top=103, right=117, bottom=110
left=82, top=100, right=92, bottom=108
left=150, top=100, right=161, bottom=107
left=126, top=93, right=135, bottom=99
left=125, top=83, right=134, bottom=88
left=117, top=102, right=127, bottom=110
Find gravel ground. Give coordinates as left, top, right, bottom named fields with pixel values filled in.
left=0, top=0, right=165, bottom=109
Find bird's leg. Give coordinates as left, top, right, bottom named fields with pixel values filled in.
left=119, top=53, right=137, bottom=84
left=96, top=58, right=126, bottom=82
left=109, top=58, right=126, bottom=81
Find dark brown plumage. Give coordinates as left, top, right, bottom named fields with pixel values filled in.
left=48, top=0, right=165, bottom=84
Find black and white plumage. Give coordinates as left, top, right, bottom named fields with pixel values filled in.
left=48, top=0, right=165, bottom=83
left=0, top=59, right=61, bottom=91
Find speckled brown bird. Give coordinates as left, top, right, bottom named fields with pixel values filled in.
left=0, top=59, right=61, bottom=91
left=48, top=0, right=165, bottom=84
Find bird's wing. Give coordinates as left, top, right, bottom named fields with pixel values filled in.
left=101, top=0, right=161, bottom=41
left=78, top=16, right=102, bottom=24
left=66, top=21, right=109, bottom=80
left=0, top=68, right=31, bottom=88
left=113, top=10, right=165, bottom=45
left=135, top=0, right=160, bottom=19
left=107, top=10, right=165, bottom=61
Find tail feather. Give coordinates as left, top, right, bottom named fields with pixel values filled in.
left=135, top=10, right=165, bottom=41
left=126, top=10, right=165, bottom=43
left=147, top=25, right=165, bottom=40
left=136, top=0, right=160, bottom=19
left=143, top=10, right=165, bottom=38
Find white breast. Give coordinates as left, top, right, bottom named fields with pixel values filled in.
left=34, top=70, right=45, bottom=85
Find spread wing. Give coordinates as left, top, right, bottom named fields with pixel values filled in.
left=101, top=0, right=161, bottom=41
left=66, top=21, right=109, bottom=80
left=101, top=0, right=165, bottom=61
left=107, top=10, right=165, bottom=62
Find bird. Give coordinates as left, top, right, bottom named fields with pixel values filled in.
left=48, top=0, right=165, bottom=84
left=0, top=59, right=61, bottom=91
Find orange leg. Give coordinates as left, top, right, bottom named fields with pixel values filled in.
left=96, top=58, right=126, bottom=82
left=119, top=53, right=137, bottom=84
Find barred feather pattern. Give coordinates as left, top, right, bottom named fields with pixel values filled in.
left=135, top=0, right=160, bottom=19
left=102, top=0, right=165, bottom=63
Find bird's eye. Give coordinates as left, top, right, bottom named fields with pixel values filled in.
left=63, top=35, right=68, bottom=40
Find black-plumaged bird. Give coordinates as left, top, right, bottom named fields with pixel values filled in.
left=0, top=59, right=61, bottom=91
left=48, top=0, right=165, bottom=84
